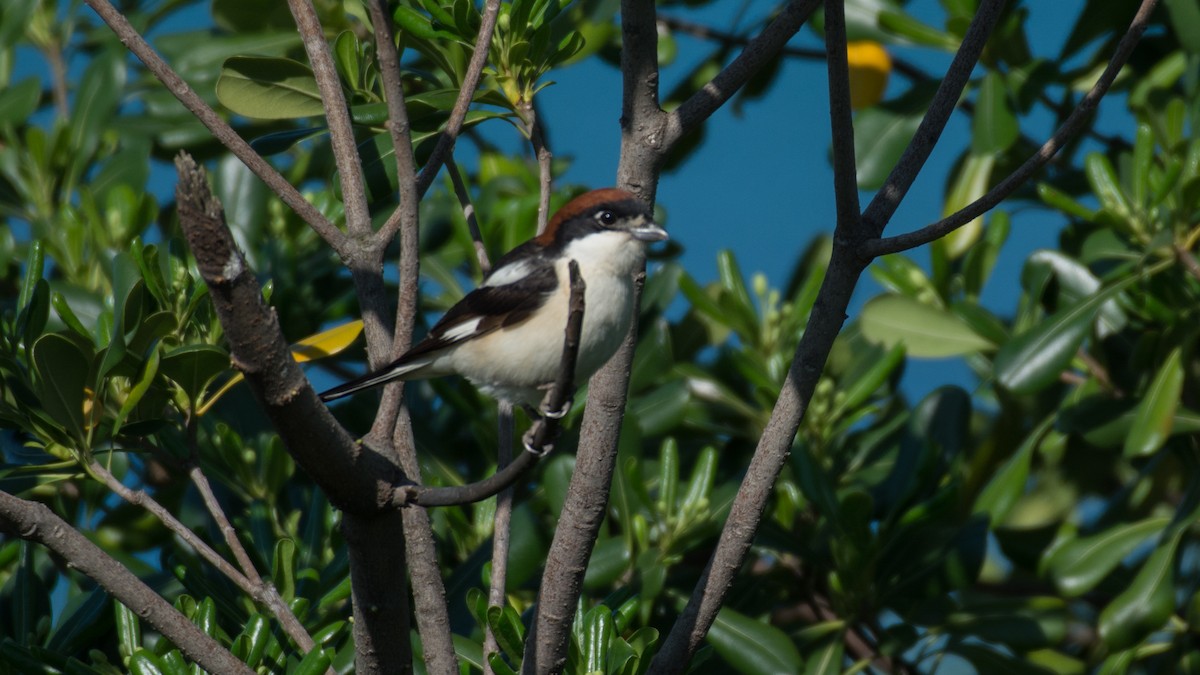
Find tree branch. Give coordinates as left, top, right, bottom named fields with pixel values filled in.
left=410, top=0, right=502, bottom=202
left=448, top=157, right=493, bottom=276
left=174, top=152, right=397, bottom=516
left=664, top=0, right=821, bottom=146
left=648, top=0, right=871, bottom=669
left=859, top=0, right=1008, bottom=238
left=864, top=0, right=1159, bottom=256
left=483, top=402, right=514, bottom=675
left=82, top=0, right=344, bottom=249
left=288, top=0, right=371, bottom=236
left=0, top=490, right=256, bottom=675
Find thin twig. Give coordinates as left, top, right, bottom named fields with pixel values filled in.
left=287, top=0, right=371, bottom=236
left=518, top=101, right=554, bottom=235
left=447, top=156, right=493, bottom=275
left=664, top=0, right=822, bottom=145
left=409, top=0, right=502, bottom=204
left=864, top=0, right=1159, bottom=256
left=82, top=0, right=344, bottom=248
left=483, top=402, right=515, bottom=675
left=88, top=461, right=255, bottom=596
left=0, top=491, right=256, bottom=675
left=859, top=0, right=1008, bottom=239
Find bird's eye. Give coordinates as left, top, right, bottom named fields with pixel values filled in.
left=596, top=210, right=616, bottom=225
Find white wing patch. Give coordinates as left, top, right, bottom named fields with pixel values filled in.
left=482, top=259, right=533, bottom=287
left=441, top=316, right=484, bottom=342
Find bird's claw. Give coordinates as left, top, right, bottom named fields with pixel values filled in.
left=523, top=430, right=552, bottom=456
left=540, top=397, right=572, bottom=420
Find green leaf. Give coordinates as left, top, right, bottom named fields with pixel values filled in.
left=1098, top=532, right=1180, bottom=650
left=973, top=417, right=1053, bottom=525
left=1165, top=0, right=1200, bottom=52
left=216, top=56, right=324, bottom=120
left=114, top=601, right=142, bottom=662
left=859, top=294, right=994, bottom=357
left=581, top=604, right=612, bottom=674
left=31, top=333, right=90, bottom=446
left=158, top=344, right=231, bottom=407
left=292, top=647, right=333, bottom=675
left=877, top=9, right=960, bottom=49
left=110, top=341, right=160, bottom=439
left=1045, top=517, right=1171, bottom=597
left=1124, top=348, right=1184, bottom=457
left=706, top=606, right=802, bottom=675
left=994, top=277, right=1136, bottom=394
left=973, top=72, right=1018, bottom=154
left=803, top=631, right=845, bottom=675
left=0, top=78, right=41, bottom=125
left=853, top=88, right=929, bottom=190
left=937, top=153, right=994, bottom=260
left=69, top=49, right=124, bottom=159
left=1037, top=182, right=1096, bottom=221
left=272, top=539, right=297, bottom=601
left=486, top=604, right=526, bottom=662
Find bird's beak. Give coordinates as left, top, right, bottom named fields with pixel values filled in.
left=630, top=221, right=669, bottom=242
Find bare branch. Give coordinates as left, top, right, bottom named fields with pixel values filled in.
left=859, top=0, right=1008, bottom=238
left=411, top=0, right=502, bottom=201
left=82, top=0, right=344, bottom=249
left=664, top=0, right=821, bottom=146
left=617, top=0, right=666, bottom=196
left=483, top=403, right=515, bottom=675
left=448, top=156, right=493, bottom=275
left=288, top=0, right=371, bottom=236
left=0, top=491, right=255, bottom=675
left=823, top=0, right=862, bottom=234
left=343, top=510, right=413, bottom=674
left=87, top=461, right=255, bottom=598
left=174, top=152, right=397, bottom=516
left=187, top=464, right=318, bottom=653
left=864, top=0, right=1160, bottom=256
left=517, top=101, right=555, bottom=235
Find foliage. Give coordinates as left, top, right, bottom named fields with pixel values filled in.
left=1, top=0, right=1198, bottom=673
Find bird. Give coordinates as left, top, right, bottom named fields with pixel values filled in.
left=318, top=188, right=668, bottom=413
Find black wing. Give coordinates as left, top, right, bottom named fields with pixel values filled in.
left=401, top=259, right=558, bottom=361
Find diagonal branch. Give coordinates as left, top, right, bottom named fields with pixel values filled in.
left=865, top=0, right=1160, bottom=257
left=82, top=0, right=344, bottom=249
left=648, top=2, right=867, bottom=670
left=859, top=0, right=1008, bottom=238
left=664, top=0, right=822, bottom=146
left=408, top=0, right=503, bottom=205
left=287, top=0, right=371, bottom=237
left=0, top=490, right=256, bottom=675
left=174, top=152, right=397, bottom=516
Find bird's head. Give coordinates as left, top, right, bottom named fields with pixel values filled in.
left=536, top=188, right=668, bottom=249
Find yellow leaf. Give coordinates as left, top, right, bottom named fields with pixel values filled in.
left=196, top=320, right=363, bottom=416
left=847, top=41, right=892, bottom=110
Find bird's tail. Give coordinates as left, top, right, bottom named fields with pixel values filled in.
left=318, top=359, right=430, bottom=402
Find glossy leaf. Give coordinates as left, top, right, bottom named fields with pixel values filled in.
left=1045, top=517, right=1170, bottom=597
left=973, top=417, right=1053, bottom=525
left=1124, top=348, right=1184, bottom=457
left=994, top=277, right=1135, bottom=394
left=158, top=344, right=231, bottom=407
left=706, top=606, right=802, bottom=675
left=31, top=334, right=90, bottom=446
left=1097, top=532, right=1180, bottom=650
left=216, top=56, right=324, bottom=120
left=859, top=294, right=994, bottom=357
left=937, top=153, right=994, bottom=260
left=973, top=72, right=1018, bottom=154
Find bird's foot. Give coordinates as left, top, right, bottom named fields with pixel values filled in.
left=522, top=429, right=553, bottom=456
left=540, top=397, right=572, bottom=420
